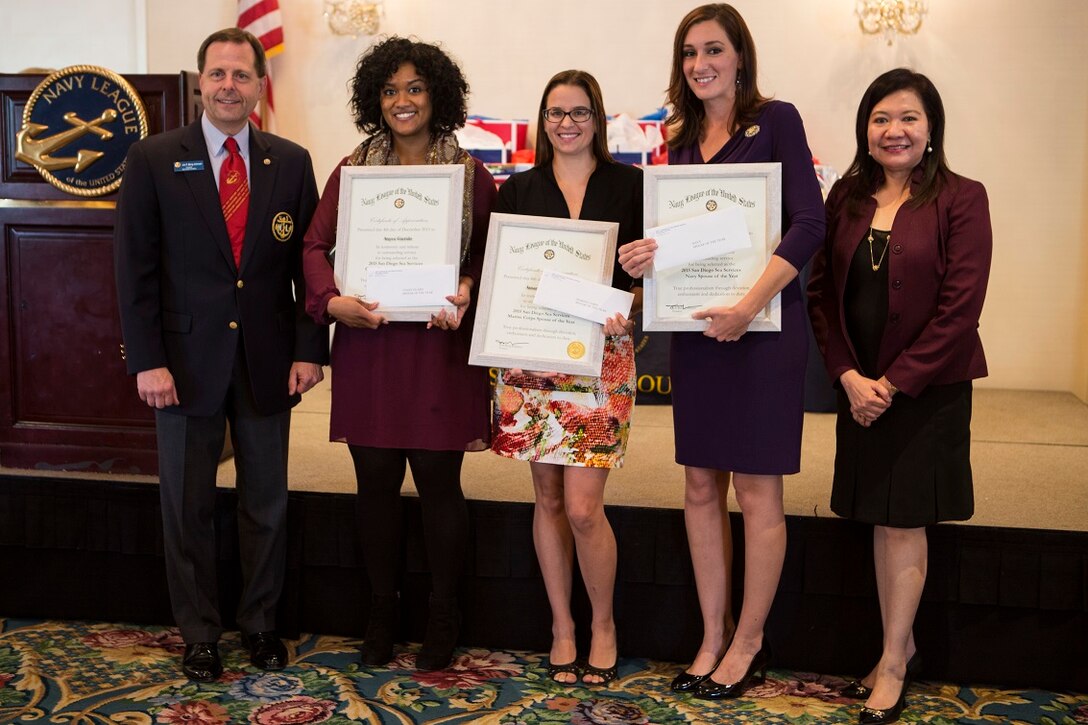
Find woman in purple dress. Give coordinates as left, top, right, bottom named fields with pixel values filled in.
left=619, top=4, right=824, bottom=700
left=302, top=38, right=495, bottom=672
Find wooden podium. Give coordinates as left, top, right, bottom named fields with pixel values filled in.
left=0, top=72, right=200, bottom=474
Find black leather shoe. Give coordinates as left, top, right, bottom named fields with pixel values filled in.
left=182, top=642, right=222, bottom=682
left=673, top=633, right=734, bottom=693
left=243, top=632, right=288, bottom=671
left=841, top=680, right=873, bottom=699
left=672, top=669, right=712, bottom=693
left=416, top=594, right=460, bottom=671
left=360, top=594, right=399, bottom=667
left=693, top=646, right=768, bottom=700
left=672, top=655, right=725, bottom=693
left=858, top=688, right=907, bottom=725
left=844, top=652, right=920, bottom=700
left=906, top=651, right=922, bottom=679
left=857, top=653, right=919, bottom=724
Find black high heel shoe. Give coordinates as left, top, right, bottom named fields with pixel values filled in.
left=842, top=651, right=921, bottom=700
left=672, top=631, right=735, bottom=693
left=840, top=679, right=873, bottom=700
left=857, top=655, right=919, bottom=725
left=672, top=654, right=724, bottom=693
left=693, top=646, right=769, bottom=700
left=858, top=685, right=907, bottom=724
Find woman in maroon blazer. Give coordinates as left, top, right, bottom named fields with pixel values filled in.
left=808, top=68, right=992, bottom=725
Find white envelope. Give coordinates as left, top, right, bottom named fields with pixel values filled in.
left=365, top=264, right=457, bottom=310
left=648, top=206, right=752, bottom=272
left=533, top=270, right=634, bottom=325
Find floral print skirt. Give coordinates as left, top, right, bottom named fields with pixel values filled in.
left=491, top=335, right=635, bottom=468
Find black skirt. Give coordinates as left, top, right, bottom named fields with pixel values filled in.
left=830, top=381, right=975, bottom=528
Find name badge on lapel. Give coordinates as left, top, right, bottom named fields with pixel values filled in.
left=174, top=160, right=205, bottom=173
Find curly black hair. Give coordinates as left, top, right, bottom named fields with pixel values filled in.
left=349, top=37, right=469, bottom=135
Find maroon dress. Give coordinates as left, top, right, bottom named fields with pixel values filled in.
left=669, top=100, right=825, bottom=475
left=302, top=154, right=496, bottom=451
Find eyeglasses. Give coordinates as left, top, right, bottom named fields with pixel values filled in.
left=542, top=107, right=593, bottom=123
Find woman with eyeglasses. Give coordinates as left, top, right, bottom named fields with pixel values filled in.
left=490, top=69, right=641, bottom=686
left=619, top=4, right=824, bottom=700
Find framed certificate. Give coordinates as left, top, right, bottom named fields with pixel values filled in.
left=334, top=164, right=465, bottom=321
left=643, top=163, right=782, bottom=332
left=469, top=213, right=619, bottom=377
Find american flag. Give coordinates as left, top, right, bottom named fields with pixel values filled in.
left=237, top=0, right=284, bottom=129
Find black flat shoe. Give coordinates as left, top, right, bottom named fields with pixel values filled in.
left=182, top=642, right=222, bottom=682
left=546, top=659, right=581, bottom=684
left=243, top=631, right=287, bottom=671
left=360, top=594, right=399, bottom=667
left=693, top=646, right=768, bottom=700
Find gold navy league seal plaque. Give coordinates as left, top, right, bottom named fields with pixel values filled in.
left=15, top=65, right=148, bottom=197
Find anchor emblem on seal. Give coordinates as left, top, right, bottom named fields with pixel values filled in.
left=16, top=109, right=118, bottom=173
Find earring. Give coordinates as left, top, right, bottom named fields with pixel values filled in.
left=735, top=70, right=742, bottom=88
left=926, top=138, right=933, bottom=153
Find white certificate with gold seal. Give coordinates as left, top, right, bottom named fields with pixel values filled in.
left=642, top=163, right=782, bottom=332
left=334, top=164, right=465, bottom=321
left=469, top=213, right=619, bottom=377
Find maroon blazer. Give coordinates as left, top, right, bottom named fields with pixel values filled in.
left=808, top=168, right=992, bottom=397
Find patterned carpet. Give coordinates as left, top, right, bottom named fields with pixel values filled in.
left=0, top=618, right=1084, bottom=724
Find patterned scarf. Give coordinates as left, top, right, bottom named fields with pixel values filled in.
left=347, top=131, right=476, bottom=268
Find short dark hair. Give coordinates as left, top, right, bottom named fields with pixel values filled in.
left=665, top=4, right=768, bottom=150
left=197, top=28, right=267, bottom=78
left=841, top=68, right=950, bottom=214
left=534, top=70, right=614, bottom=168
left=349, top=37, right=469, bottom=136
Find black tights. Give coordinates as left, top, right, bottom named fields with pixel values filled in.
left=348, top=446, right=468, bottom=599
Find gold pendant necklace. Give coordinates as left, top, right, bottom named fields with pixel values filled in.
left=867, top=227, right=889, bottom=271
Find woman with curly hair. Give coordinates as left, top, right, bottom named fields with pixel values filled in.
left=619, top=4, right=824, bottom=700
left=302, top=37, right=495, bottom=671
left=490, top=70, right=641, bottom=686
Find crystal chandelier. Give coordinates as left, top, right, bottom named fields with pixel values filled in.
left=855, top=0, right=927, bottom=45
left=324, top=0, right=383, bottom=37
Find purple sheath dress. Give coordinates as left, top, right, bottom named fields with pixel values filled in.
left=669, top=101, right=825, bottom=475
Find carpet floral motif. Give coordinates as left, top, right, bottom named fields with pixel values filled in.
left=0, top=618, right=1084, bottom=724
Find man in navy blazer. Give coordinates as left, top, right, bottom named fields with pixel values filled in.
left=114, top=28, right=327, bottom=681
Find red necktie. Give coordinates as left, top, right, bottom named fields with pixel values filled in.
left=220, top=136, right=249, bottom=267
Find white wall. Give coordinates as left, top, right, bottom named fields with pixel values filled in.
left=4, top=0, right=1087, bottom=398
left=0, top=0, right=148, bottom=73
